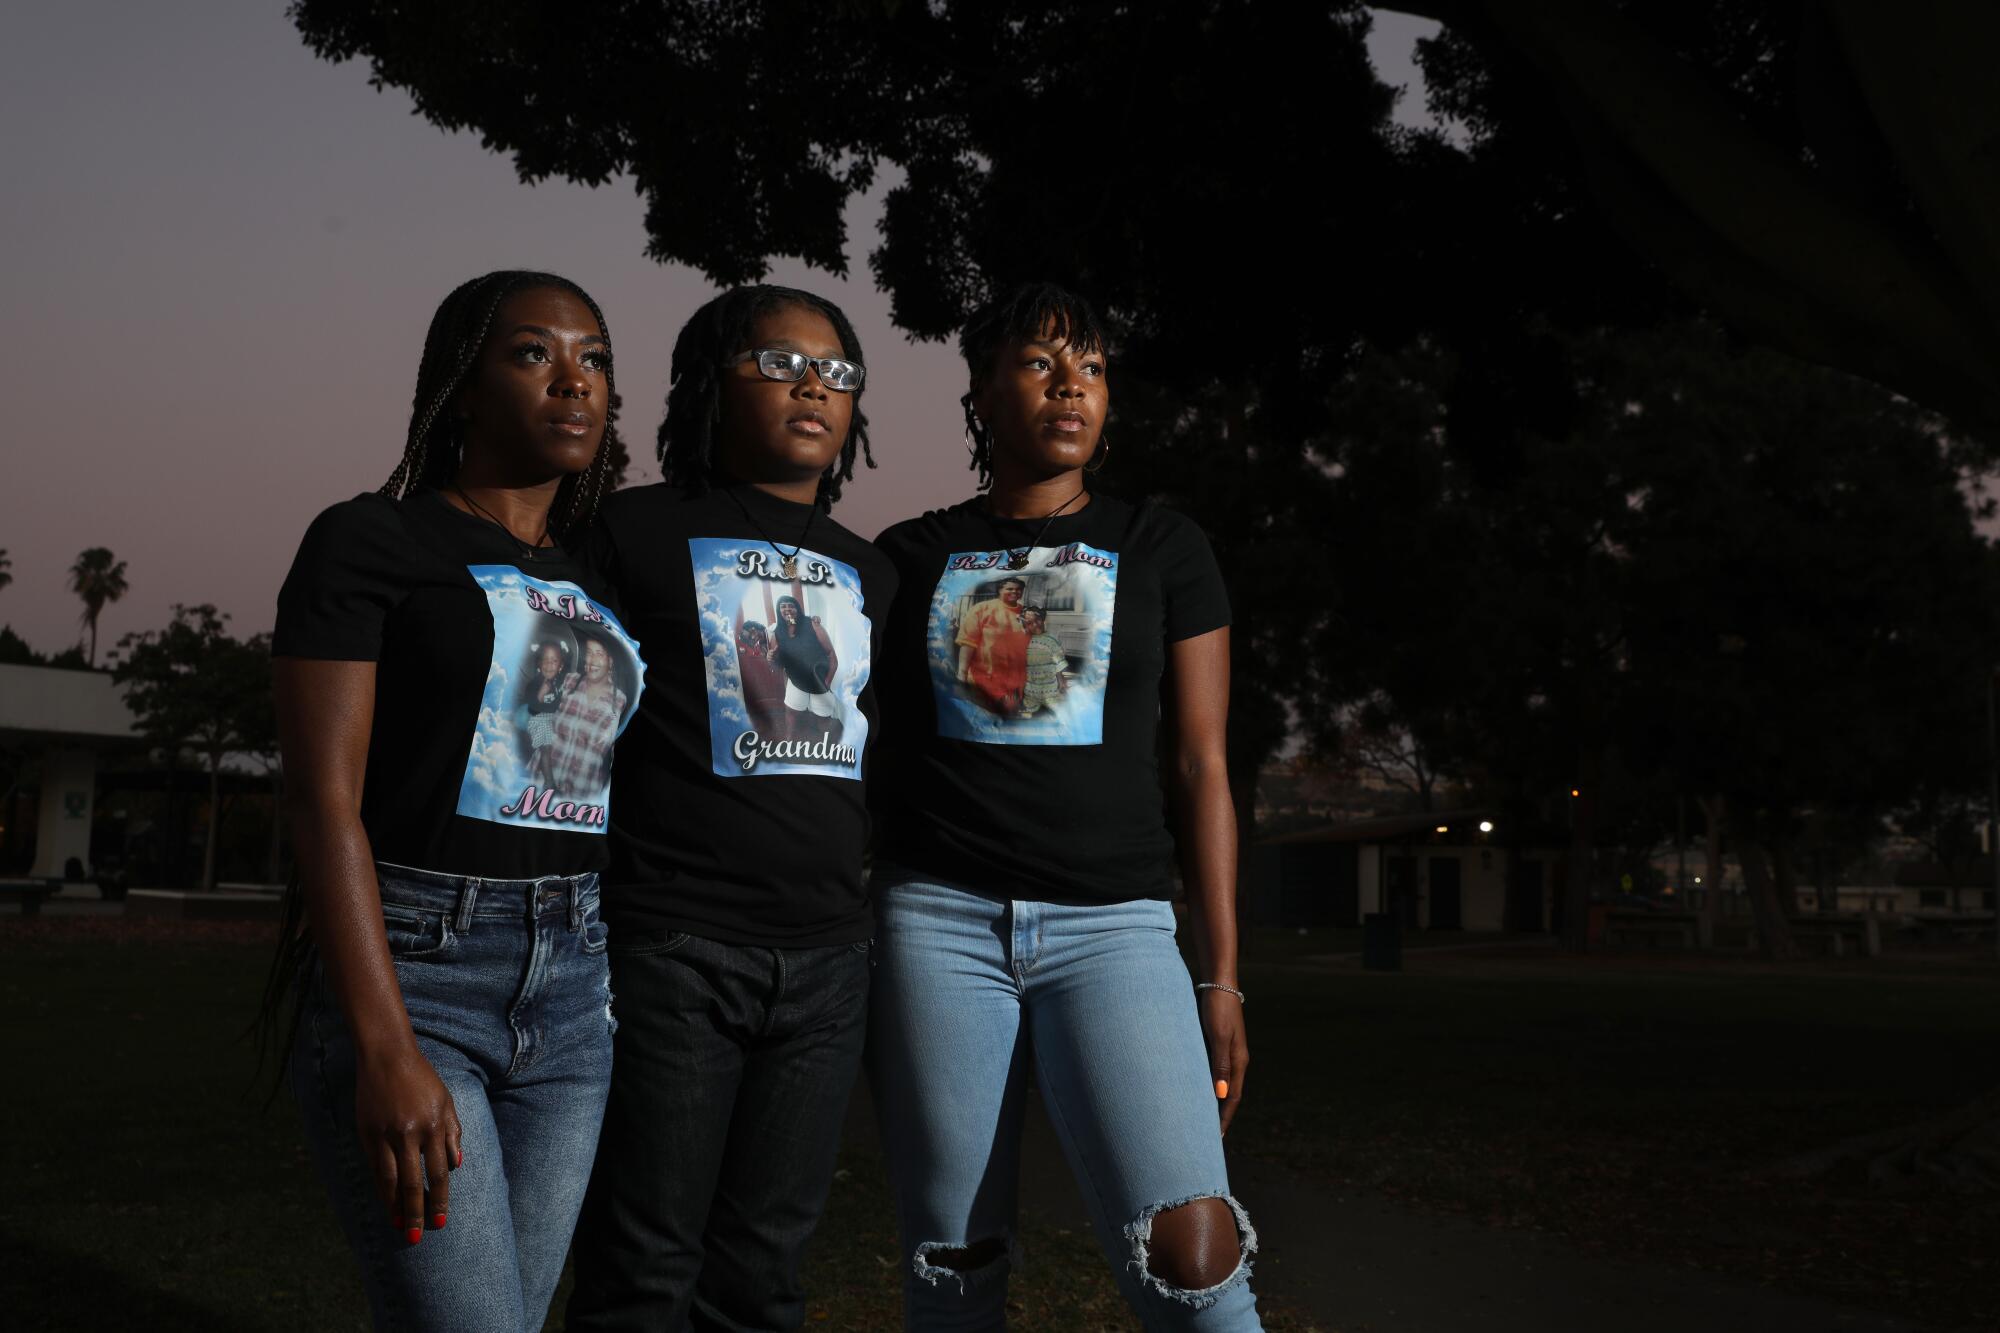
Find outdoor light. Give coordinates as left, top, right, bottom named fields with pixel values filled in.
left=1435, top=825, right=1449, bottom=834
left=1694, top=876, right=1703, bottom=884
left=1479, top=820, right=1494, bottom=833
left=1570, top=788, right=1580, bottom=797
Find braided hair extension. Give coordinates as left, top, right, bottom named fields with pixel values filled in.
left=658, top=285, right=876, bottom=510
left=958, top=282, right=1111, bottom=491
left=380, top=270, right=624, bottom=540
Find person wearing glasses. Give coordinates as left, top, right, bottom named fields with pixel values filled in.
left=566, top=286, right=896, bottom=1331
left=869, top=282, right=1260, bottom=1328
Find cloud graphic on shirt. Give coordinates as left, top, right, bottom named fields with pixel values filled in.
left=465, top=725, right=513, bottom=796
left=458, top=701, right=527, bottom=813
left=703, top=634, right=746, bottom=720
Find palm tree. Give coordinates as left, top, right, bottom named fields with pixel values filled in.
left=69, top=548, right=129, bottom=666
left=0, top=549, right=12, bottom=594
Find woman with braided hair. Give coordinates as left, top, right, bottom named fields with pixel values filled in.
left=870, top=282, right=1260, bottom=1328
left=268, top=270, right=647, bottom=1330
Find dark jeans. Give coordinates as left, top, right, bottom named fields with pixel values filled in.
left=566, top=927, right=872, bottom=1332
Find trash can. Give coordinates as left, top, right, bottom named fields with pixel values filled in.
left=1361, top=912, right=1402, bottom=972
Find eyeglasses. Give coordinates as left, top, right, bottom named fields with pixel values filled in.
left=727, top=348, right=866, bottom=393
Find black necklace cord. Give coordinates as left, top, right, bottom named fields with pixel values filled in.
left=453, top=483, right=554, bottom=558
left=986, top=487, right=1087, bottom=569
left=726, top=486, right=818, bottom=576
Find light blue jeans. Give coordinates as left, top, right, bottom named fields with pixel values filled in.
left=867, top=868, right=1261, bottom=1330
left=291, top=862, right=616, bottom=1332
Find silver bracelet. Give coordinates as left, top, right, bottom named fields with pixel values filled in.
left=1195, top=982, right=1246, bottom=1005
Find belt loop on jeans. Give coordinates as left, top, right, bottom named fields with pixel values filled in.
left=455, top=880, right=479, bottom=934
left=567, top=878, right=583, bottom=933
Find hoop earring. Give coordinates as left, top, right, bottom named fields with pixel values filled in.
left=962, top=399, right=984, bottom=457
left=1083, top=435, right=1111, bottom=474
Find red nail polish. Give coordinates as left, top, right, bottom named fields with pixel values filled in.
left=432, top=1213, right=447, bottom=1230
left=406, top=1226, right=423, bottom=1245
left=455, top=1148, right=464, bottom=1169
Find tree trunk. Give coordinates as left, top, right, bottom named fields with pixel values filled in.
left=266, top=770, right=284, bottom=885
left=201, top=754, right=220, bottom=892
left=165, top=753, right=186, bottom=887
left=1698, top=794, right=1727, bottom=945
left=1561, top=744, right=1602, bottom=952
left=1221, top=601, right=1274, bottom=968
left=1230, top=759, right=1258, bottom=954
left=1737, top=827, right=1800, bottom=960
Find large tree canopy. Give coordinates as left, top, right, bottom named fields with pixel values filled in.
left=1388, top=0, right=2000, bottom=438
left=293, top=0, right=1464, bottom=797
left=291, top=3, right=2000, bottom=910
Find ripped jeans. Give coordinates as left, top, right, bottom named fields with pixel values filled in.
left=290, top=863, right=615, bottom=1332
left=868, top=869, right=1261, bottom=1330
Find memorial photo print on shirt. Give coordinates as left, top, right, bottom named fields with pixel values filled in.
left=458, top=565, right=646, bottom=830
left=927, top=541, right=1117, bottom=746
left=691, top=539, right=874, bottom=779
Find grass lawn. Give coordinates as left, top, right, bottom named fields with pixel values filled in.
left=5, top=916, right=1996, bottom=1330
left=1226, top=945, right=2000, bottom=1331
left=0, top=919, right=1306, bottom=1331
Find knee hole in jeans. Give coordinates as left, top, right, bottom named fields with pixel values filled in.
left=1125, top=1194, right=1257, bottom=1306
left=912, top=1234, right=1016, bottom=1292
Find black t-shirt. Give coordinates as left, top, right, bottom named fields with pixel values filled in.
left=586, top=482, right=897, bottom=946
left=872, top=493, right=1230, bottom=903
left=273, top=489, right=647, bottom=880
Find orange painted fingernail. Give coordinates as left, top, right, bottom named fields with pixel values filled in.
left=1215, top=1079, right=1229, bottom=1099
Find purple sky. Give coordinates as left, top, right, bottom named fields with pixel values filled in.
left=0, top=2, right=1438, bottom=657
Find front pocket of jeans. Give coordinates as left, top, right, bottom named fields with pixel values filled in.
left=380, top=906, right=450, bottom=958
left=581, top=917, right=610, bottom=955
left=612, top=928, right=691, bottom=957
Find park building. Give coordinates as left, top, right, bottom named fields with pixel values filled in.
left=0, top=662, right=136, bottom=888
left=0, top=661, right=283, bottom=903
left=1250, top=809, right=1569, bottom=932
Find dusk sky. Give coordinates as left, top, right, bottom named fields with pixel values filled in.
left=1, top=3, right=1436, bottom=658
